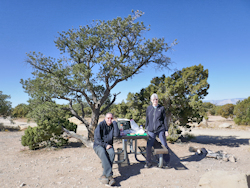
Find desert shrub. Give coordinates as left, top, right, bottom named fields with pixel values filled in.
left=217, top=104, right=235, bottom=119
left=0, top=91, right=12, bottom=117
left=213, top=105, right=222, bottom=116
left=21, top=116, right=76, bottom=150
left=21, top=101, right=77, bottom=150
left=234, top=97, right=250, bottom=125
left=12, top=103, right=30, bottom=118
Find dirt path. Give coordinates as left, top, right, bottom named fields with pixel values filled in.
left=0, top=117, right=250, bottom=188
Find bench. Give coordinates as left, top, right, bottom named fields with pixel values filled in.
left=152, top=138, right=169, bottom=168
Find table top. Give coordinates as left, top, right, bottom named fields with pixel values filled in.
left=114, top=135, right=149, bottom=140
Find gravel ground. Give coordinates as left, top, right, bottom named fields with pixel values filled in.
left=0, top=116, right=250, bottom=188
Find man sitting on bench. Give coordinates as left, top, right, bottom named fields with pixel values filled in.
left=144, top=93, right=170, bottom=168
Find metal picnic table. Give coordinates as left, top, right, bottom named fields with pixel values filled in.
left=113, top=134, right=149, bottom=164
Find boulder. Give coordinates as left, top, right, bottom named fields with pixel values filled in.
left=197, top=170, right=249, bottom=188
left=219, top=123, right=232, bottom=128
left=18, top=124, right=28, bottom=131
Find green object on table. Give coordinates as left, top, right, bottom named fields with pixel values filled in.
left=127, top=133, right=147, bottom=136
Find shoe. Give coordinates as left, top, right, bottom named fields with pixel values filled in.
left=144, top=162, right=152, bottom=168
left=108, top=176, right=116, bottom=186
left=99, top=175, right=109, bottom=184
left=162, top=165, right=171, bottom=169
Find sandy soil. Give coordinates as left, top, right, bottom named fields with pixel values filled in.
left=0, top=116, right=250, bottom=188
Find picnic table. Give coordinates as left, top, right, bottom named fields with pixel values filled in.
left=114, top=134, right=148, bottom=164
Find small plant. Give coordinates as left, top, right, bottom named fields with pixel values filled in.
left=167, top=123, right=182, bottom=143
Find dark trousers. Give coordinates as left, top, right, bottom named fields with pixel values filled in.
left=146, top=130, right=170, bottom=164
left=94, top=145, right=115, bottom=177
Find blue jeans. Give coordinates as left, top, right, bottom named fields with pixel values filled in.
left=94, top=145, right=115, bottom=177
left=146, top=130, right=170, bottom=164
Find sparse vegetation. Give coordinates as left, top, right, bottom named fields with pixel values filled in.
left=234, top=97, right=250, bottom=125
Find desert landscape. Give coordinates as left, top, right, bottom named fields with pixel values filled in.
left=0, top=116, right=250, bottom=188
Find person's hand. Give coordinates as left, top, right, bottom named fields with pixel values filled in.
left=165, top=131, right=169, bottom=137
left=106, top=144, right=112, bottom=150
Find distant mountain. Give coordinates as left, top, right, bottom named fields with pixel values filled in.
left=203, top=98, right=245, bottom=105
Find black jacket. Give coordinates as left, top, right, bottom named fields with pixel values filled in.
left=93, top=120, right=120, bottom=148
left=145, top=105, right=168, bottom=133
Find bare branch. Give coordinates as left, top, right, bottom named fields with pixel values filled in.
left=100, top=92, right=121, bottom=115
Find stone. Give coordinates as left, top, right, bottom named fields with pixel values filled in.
left=198, top=170, right=249, bottom=188
left=228, top=155, right=236, bottom=163
left=18, top=124, right=28, bottom=131
left=219, top=123, right=232, bottom=128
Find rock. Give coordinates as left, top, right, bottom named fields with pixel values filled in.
left=20, top=182, right=26, bottom=187
left=219, top=123, right=232, bottom=128
left=228, top=155, right=236, bottom=163
left=18, top=124, right=28, bottom=131
left=198, top=170, right=249, bottom=188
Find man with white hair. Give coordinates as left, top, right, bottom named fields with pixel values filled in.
left=93, top=112, right=120, bottom=186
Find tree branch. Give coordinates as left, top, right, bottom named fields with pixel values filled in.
left=62, top=127, right=93, bottom=148
left=100, top=92, right=121, bottom=115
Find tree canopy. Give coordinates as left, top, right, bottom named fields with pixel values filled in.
left=217, top=103, right=235, bottom=119
left=12, top=103, right=29, bottom=118
left=0, top=91, right=12, bottom=118
left=112, top=64, right=209, bottom=131
left=234, top=97, right=250, bottom=125
left=21, top=10, right=177, bottom=140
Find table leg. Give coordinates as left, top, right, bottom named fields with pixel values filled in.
left=114, top=139, right=128, bottom=164
left=134, top=139, right=146, bottom=163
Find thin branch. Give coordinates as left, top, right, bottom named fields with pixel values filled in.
left=100, top=92, right=121, bottom=115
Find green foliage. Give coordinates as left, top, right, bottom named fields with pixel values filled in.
left=110, top=101, right=129, bottom=118
left=217, top=104, right=235, bottom=119
left=167, top=123, right=182, bottom=143
left=12, top=103, right=30, bottom=118
left=21, top=100, right=77, bottom=150
left=234, top=97, right=250, bottom=125
left=202, top=102, right=216, bottom=115
left=122, top=64, right=209, bottom=140
left=157, top=64, right=209, bottom=127
left=21, top=10, right=176, bottom=138
left=0, top=91, right=12, bottom=117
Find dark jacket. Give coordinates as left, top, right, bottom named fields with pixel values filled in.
left=145, top=105, right=168, bottom=133
left=93, top=120, right=120, bottom=148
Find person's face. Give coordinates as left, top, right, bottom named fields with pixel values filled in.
left=151, top=98, right=158, bottom=107
left=105, top=114, right=113, bottom=126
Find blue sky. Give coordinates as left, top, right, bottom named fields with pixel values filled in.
left=1, top=0, right=250, bottom=107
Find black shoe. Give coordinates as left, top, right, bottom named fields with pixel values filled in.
left=144, top=162, right=152, bottom=168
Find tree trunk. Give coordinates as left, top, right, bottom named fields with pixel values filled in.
left=62, top=127, right=93, bottom=148
left=88, top=108, right=101, bottom=140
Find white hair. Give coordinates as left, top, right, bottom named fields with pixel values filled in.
left=150, top=93, right=158, bottom=101
left=105, top=112, right=113, bottom=117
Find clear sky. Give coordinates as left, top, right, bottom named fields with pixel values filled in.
left=1, top=0, right=250, bottom=107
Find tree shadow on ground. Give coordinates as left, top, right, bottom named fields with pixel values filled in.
left=180, top=152, right=207, bottom=163
left=189, top=135, right=249, bottom=147
left=64, top=141, right=84, bottom=148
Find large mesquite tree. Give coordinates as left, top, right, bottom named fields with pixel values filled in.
left=21, top=11, right=176, bottom=141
